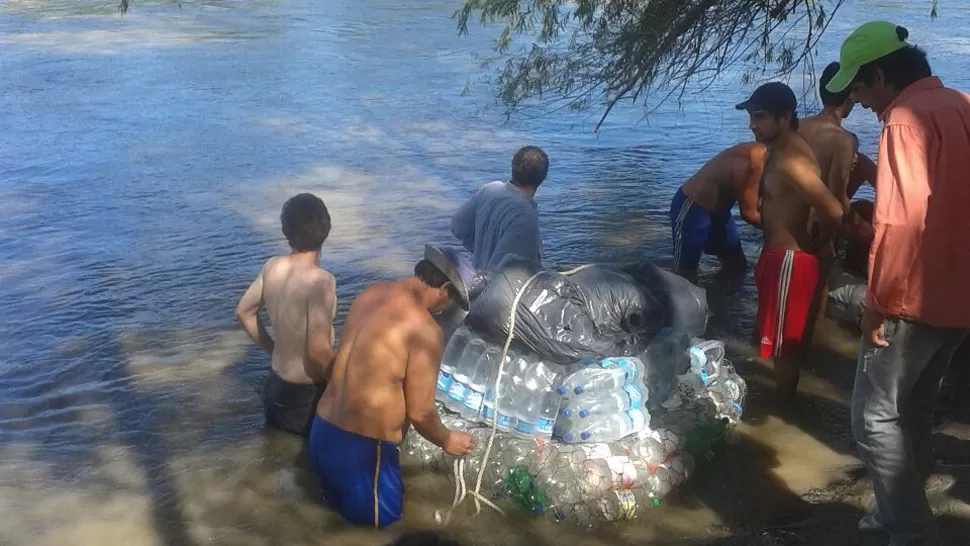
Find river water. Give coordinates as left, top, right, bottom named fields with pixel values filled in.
left=2, top=1, right=969, bottom=545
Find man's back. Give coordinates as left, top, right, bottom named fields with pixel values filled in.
left=451, top=181, right=542, bottom=270
left=681, top=143, right=762, bottom=211
left=319, top=281, right=437, bottom=443
left=260, top=256, right=335, bottom=383
left=798, top=114, right=856, bottom=210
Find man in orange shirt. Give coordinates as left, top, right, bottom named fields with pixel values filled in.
left=828, top=21, right=970, bottom=545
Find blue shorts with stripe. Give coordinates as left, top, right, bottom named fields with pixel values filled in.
left=669, top=188, right=743, bottom=270
left=308, top=415, right=403, bottom=528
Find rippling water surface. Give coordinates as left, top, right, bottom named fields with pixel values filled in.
left=2, top=1, right=969, bottom=544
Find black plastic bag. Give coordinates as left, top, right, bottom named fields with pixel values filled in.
left=466, top=258, right=709, bottom=366
left=622, top=260, right=709, bottom=338
left=568, top=265, right=668, bottom=337
left=465, top=257, right=616, bottom=364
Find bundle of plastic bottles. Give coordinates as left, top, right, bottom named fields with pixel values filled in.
left=437, top=327, right=563, bottom=441
left=414, top=329, right=747, bottom=527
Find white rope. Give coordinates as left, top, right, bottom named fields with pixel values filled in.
left=435, top=263, right=599, bottom=525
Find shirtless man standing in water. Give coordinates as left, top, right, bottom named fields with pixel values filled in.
left=236, top=193, right=336, bottom=436
left=309, top=246, right=475, bottom=527
left=736, top=83, right=844, bottom=404
left=670, top=142, right=767, bottom=276
left=799, top=62, right=878, bottom=322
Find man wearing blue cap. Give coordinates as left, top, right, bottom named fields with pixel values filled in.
left=308, top=245, right=475, bottom=527
left=735, top=82, right=844, bottom=405
left=827, top=21, right=970, bottom=545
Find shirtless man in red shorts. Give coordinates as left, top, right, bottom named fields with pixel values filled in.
left=736, top=82, right=844, bottom=404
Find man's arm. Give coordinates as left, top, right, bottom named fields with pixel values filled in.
left=865, top=124, right=931, bottom=322
left=738, top=147, right=766, bottom=227
left=782, top=155, right=844, bottom=239
left=305, top=273, right=337, bottom=383
left=450, top=190, right=478, bottom=252
left=403, top=325, right=453, bottom=450
left=848, top=152, right=877, bottom=198
left=235, top=263, right=275, bottom=356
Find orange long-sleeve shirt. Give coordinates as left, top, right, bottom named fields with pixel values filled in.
left=868, top=76, right=970, bottom=328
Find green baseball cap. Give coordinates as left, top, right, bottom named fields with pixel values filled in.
left=826, top=21, right=909, bottom=93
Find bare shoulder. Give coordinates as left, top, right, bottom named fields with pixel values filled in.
left=779, top=140, right=821, bottom=179
left=408, top=309, right=443, bottom=351
left=832, top=129, right=857, bottom=153
left=746, top=143, right=768, bottom=167
left=261, top=255, right=281, bottom=273
left=308, top=267, right=336, bottom=290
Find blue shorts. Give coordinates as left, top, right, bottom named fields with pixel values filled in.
left=669, top=188, right=742, bottom=270
left=308, top=415, right=403, bottom=528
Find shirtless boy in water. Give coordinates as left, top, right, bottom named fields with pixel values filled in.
left=670, top=142, right=767, bottom=275
left=235, top=193, right=336, bottom=436
left=310, top=246, right=475, bottom=527
left=736, top=83, right=843, bottom=404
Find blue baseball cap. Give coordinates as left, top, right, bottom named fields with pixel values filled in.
left=735, top=82, right=798, bottom=115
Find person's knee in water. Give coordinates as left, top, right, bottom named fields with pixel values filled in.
left=235, top=193, right=337, bottom=437
left=308, top=245, right=475, bottom=527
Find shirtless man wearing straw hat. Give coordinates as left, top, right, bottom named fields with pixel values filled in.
left=308, top=246, right=475, bottom=527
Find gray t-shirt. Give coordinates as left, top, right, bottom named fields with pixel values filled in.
left=450, top=181, right=543, bottom=271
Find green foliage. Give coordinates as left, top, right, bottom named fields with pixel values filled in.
left=455, top=0, right=937, bottom=129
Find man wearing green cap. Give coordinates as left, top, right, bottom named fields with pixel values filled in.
left=828, top=21, right=970, bottom=545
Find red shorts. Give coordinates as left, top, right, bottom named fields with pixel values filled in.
left=755, top=248, right=820, bottom=359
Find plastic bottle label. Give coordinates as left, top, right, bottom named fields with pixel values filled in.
left=614, top=490, right=637, bottom=520
left=628, top=409, right=647, bottom=431
left=497, top=413, right=514, bottom=430
left=481, top=405, right=514, bottom=429
left=514, top=420, right=536, bottom=435
left=623, top=385, right=644, bottom=407
left=536, top=417, right=555, bottom=435
left=436, top=371, right=453, bottom=392
left=601, top=358, right=640, bottom=382
left=464, top=390, right=484, bottom=412
left=447, top=381, right=468, bottom=402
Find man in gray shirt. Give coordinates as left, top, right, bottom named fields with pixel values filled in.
left=450, top=146, right=549, bottom=271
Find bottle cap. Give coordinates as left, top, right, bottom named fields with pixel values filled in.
left=580, top=431, right=592, bottom=440
left=556, top=386, right=567, bottom=395
left=579, top=409, right=590, bottom=418
left=560, top=408, right=572, bottom=417
left=574, top=385, right=585, bottom=395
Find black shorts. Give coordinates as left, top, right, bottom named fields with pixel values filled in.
left=263, top=369, right=325, bottom=437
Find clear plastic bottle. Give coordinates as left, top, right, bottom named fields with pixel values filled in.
left=461, top=345, right=506, bottom=420
left=688, top=340, right=723, bottom=386
left=562, top=409, right=648, bottom=444
left=573, top=384, right=646, bottom=420
left=436, top=327, right=472, bottom=403
left=444, top=335, right=487, bottom=413
left=709, top=375, right=746, bottom=423
left=534, top=365, right=563, bottom=441
left=512, top=360, right=558, bottom=439
left=481, top=353, right=530, bottom=430
left=558, top=357, right=644, bottom=397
